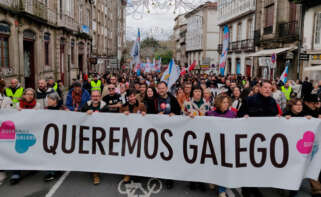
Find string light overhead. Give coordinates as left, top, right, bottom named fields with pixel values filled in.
left=127, top=0, right=209, bottom=20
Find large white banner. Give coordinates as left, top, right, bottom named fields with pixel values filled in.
left=0, top=110, right=321, bottom=190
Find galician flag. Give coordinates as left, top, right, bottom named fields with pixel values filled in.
left=161, top=59, right=180, bottom=90
left=131, top=28, right=141, bottom=73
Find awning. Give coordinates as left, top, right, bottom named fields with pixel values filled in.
left=304, top=65, right=321, bottom=71
left=249, top=47, right=297, bottom=57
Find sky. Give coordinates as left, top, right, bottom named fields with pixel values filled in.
left=126, top=0, right=216, bottom=41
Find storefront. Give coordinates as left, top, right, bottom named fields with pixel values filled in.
left=249, top=47, right=297, bottom=80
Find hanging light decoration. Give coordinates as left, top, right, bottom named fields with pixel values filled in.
left=126, top=0, right=209, bottom=20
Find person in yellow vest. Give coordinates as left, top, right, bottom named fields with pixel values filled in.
left=281, top=82, right=293, bottom=101
left=4, top=79, right=24, bottom=105
left=90, top=74, right=102, bottom=92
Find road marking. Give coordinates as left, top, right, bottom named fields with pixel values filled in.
left=118, top=178, right=162, bottom=197
left=45, top=171, right=70, bottom=197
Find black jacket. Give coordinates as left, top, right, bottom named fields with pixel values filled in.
left=238, top=93, right=279, bottom=117
left=283, top=110, right=307, bottom=117
left=144, top=98, right=158, bottom=114
left=302, top=104, right=319, bottom=118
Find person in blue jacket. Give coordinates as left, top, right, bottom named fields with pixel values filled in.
left=66, top=82, right=91, bottom=111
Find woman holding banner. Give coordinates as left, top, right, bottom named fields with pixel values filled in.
left=10, top=88, right=40, bottom=185
left=206, top=94, right=237, bottom=197
left=184, top=85, right=211, bottom=191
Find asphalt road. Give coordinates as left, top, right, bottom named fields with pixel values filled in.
left=0, top=171, right=313, bottom=197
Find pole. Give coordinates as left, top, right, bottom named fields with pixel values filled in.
left=297, top=4, right=305, bottom=80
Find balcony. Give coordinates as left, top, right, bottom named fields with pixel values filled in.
left=278, top=21, right=299, bottom=40
left=232, top=41, right=242, bottom=53
left=264, top=26, right=273, bottom=35
left=0, top=0, right=20, bottom=9
left=218, top=44, right=222, bottom=54
left=58, top=14, right=78, bottom=32
left=241, top=39, right=255, bottom=52
left=0, top=0, right=47, bottom=21
left=47, top=8, right=57, bottom=25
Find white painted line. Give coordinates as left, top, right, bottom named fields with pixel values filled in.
left=45, top=171, right=70, bottom=197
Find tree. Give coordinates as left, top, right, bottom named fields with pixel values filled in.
left=141, top=37, right=160, bottom=49
left=155, top=50, right=173, bottom=65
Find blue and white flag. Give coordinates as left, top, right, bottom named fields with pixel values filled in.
left=161, top=59, right=180, bottom=90
left=280, top=65, right=289, bottom=84
left=131, top=28, right=141, bottom=73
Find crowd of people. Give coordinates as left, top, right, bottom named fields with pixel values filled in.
left=0, top=70, right=321, bottom=197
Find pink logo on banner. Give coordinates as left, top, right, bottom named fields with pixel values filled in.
left=0, top=121, right=16, bottom=140
left=297, top=131, right=315, bottom=154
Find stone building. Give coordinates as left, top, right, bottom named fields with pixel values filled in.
left=185, top=2, right=219, bottom=72
left=252, top=0, right=301, bottom=80
left=217, top=0, right=256, bottom=77
left=174, top=14, right=187, bottom=67
left=0, top=0, right=126, bottom=89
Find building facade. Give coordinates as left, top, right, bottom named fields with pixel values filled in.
left=217, top=0, right=256, bottom=77
left=185, top=2, right=219, bottom=72
left=174, top=14, right=187, bottom=67
left=0, top=0, right=126, bottom=89
left=302, top=4, right=321, bottom=81
left=253, top=0, right=301, bottom=80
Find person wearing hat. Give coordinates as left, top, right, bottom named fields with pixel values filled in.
left=66, top=81, right=91, bottom=111
left=90, top=74, right=103, bottom=93
left=302, top=94, right=319, bottom=118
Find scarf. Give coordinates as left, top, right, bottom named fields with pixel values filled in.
left=72, top=89, right=82, bottom=108
left=19, top=99, right=36, bottom=109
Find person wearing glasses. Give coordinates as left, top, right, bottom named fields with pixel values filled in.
left=102, top=84, right=122, bottom=113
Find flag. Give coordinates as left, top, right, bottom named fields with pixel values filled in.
left=188, top=60, right=197, bottom=71
left=219, top=26, right=229, bottom=75
left=145, top=58, right=152, bottom=73
left=280, top=65, right=289, bottom=84
left=161, top=59, right=180, bottom=90
left=131, top=28, right=141, bottom=74
left=180, top=67, right=187, bottom=76
left=155, top=57, right=161, bottom=72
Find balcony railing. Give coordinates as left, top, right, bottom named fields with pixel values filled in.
left=232, top=41, right=242, bottom=53
left=264, top=26, right=273, bottom=35
left=218, top=44, right=223, bottom=53
left=22, top=0, right=47, bottom=20
left=0, top=0, right=19, bottom=8
left=0, top=0, right=47, bottom=20
left=218, top=39, right=255, bottom=53
left=58, top=14, right=78, bottom=31
left=47, top=8, right=57, bottom=25
left=278, top=21, right=299, bottom=39
left=241, top=39, right=255, bottom=52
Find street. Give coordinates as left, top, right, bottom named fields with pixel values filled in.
left=0, top=171, right=313, bottom=197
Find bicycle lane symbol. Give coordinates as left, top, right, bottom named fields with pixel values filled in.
left=118, top=178, right=162, bottom=197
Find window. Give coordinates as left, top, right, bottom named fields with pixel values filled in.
left=44, top=33, right=50, bottom=66
left=237, top=23, right=242, bottom=41
left=71, top=40, right=75, bottom=65
left=229, top=25, right=233, bottom=42
left=79, top=5, right=82, bottom=25
left=0, top=37, right=9, bottom=68
left=0, top=22, right=10, bottom=68
left=247, top=19, right=253, bottom=39
left=265, top=4, right=274, bottom=28
left=315, top=13, right=321, bottom=45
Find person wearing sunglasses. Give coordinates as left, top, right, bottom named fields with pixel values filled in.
left=102, top=84, right=122, bottom=113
